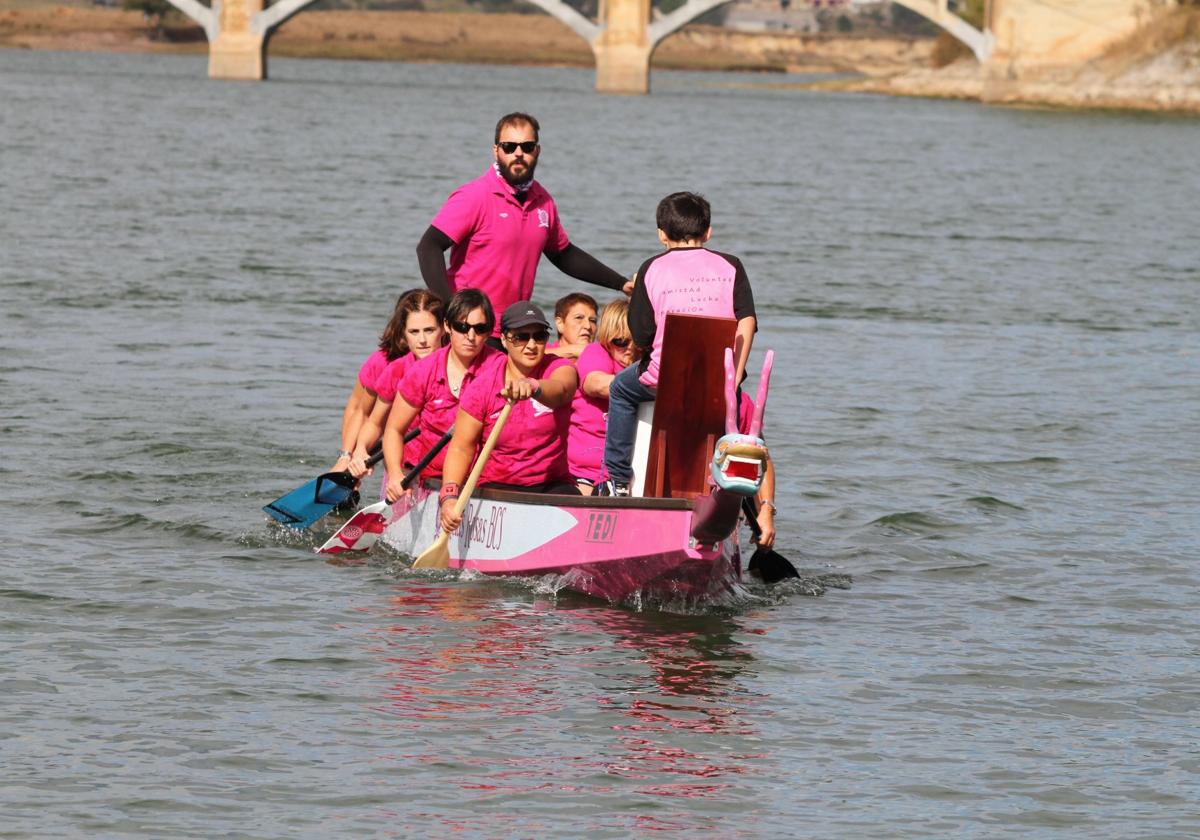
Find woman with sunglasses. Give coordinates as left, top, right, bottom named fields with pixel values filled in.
left=332, top=289, right=443, bottom=473
left=349, top=290, right=497, bottom=497
left=438, top=301, right=580, bottom=534
left=567, top=299, right=641, bottom=495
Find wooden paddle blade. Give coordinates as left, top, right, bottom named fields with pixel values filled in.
left=411, top=532, right=451, bottom=570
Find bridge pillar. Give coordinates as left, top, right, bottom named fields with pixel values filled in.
left=209, top=0, right=267, bottom=80
left=593, top=0, right=652, bottom=94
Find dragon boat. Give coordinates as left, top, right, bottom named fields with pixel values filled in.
left=329, top=314, right=774, bottom=603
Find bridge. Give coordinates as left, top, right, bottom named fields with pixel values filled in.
left=163, top=0, right=1167, bottom=93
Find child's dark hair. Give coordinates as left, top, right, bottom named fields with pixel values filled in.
left=379, top=289, right=445, bottom=360
left=656, top=191, right=711, bottom=242
left=445, top=288, right=495, bottom=333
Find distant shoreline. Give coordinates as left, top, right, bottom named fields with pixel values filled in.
left=0, top=5, right=934, bottom=75
left=3, top=4, right=1197, bottom=114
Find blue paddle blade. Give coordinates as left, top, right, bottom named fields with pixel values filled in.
left=263, top=472, right=358, bottom=530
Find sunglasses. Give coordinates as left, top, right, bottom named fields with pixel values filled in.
left=610, top=337, right=633, bottom=348
left=450, top=320, right=490, bottom=336
left=497, top=141, right=538, bottom=155
left=508, top=329, right=550, bottom=344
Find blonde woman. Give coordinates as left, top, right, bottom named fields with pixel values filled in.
left=567, top=299, right=640, bottom=495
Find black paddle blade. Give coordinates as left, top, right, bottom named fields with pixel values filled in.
left=314, top=471, right=358, bottom=507
left=747, top=546, right=799, bottom=584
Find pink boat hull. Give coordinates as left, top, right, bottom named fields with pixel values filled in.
left=380, top=484, right=742, bottom=603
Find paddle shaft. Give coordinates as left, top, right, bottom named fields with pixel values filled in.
left=385, top=426, right=455, bottom=503
left=317, top=427, right=457, bottom=555
left=451, top=401, right=512, bottom=520
left=412, top=401, right=514, bottom=569
left=742, top=496, right=765, bottom=541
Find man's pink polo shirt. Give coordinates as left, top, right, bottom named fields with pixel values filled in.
left=397, top=344, right=500, bottom=478
left=431, top=168, right=570, bottom=335
left=458, top=353, right=575, bottom=486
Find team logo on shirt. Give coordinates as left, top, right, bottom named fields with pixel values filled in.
left=499, top=212, right=509, bottom=218
left=537, top=209, right=549, bottom=228
left=531, top=399, right=553, bottom=417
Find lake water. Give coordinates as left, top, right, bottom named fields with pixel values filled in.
left=2, top=48, right=1199, bottom=837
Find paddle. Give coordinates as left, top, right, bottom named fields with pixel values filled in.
left=317, top=426, right=456, bottom=556
left=742, top=496, right=799, bottom=583
left=263, top=429, right=419, bottom=530
left=411, top=400, right=514, bottom=570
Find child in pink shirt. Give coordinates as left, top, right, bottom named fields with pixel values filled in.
left=601, top=192, right=757, bottom=496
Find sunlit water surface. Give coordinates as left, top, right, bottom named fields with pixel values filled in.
left=2, top=49, right=1199, bottom=837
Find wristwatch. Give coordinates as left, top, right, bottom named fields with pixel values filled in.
left=759, top=499, right=777, bottom=513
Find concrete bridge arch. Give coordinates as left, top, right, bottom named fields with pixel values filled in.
left=163, top=0, right=323, bottom=79
left=168, top=0, right=1166, bottom=95
left=523, top=0, right=993, bottom=92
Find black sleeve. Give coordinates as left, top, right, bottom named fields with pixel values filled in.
left=628, top=256, right=657, bottom=349
left=544, top=243, right=627, bottom=292
left=717, top=252, right=757, bottom=326
left=416, top=225, right=455, bottom=302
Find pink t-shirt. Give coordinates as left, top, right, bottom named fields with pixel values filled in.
left=373, top=353, right=416, bottom=403
left=397, top=344, right=501, bottom=478
left=630, top=248, right=754, bottom=389
left=567, top=342, right=621, bottom=482
left=458, top=353, right=575, bottom=486
left=430, top=168, right=570, bottom=336
left=358, top=349, right=390, bottom=392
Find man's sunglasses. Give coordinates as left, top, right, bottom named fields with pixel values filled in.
left=508, top=329, right=550, bottom=344
left=610, top=337, right=633, bottom=348
left=451, top=320, right=490, bottom=336
left=497, top=141, right=538, bottom=155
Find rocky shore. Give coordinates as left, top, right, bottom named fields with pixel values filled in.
left=830, top=8, right=1200, bottom=115
left=2, top=2, right=1197, bottom=114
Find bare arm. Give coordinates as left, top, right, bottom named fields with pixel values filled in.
left=755, top=457, right=776, bottom=549
left=501, top=364, right=578, bottom=407
left=438, top=408, right=484, bottom=533
left=334, top=382, right=376, bottom=471
left=348, top=397, right=393, bottom=476
left=582, top=369, right=616, bottom=399
left=734, top=316, right=756, bottom=386
left=381, top=396, right=421, bottom=499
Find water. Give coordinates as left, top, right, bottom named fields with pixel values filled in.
left=2, top=48, right=1199, bottom=837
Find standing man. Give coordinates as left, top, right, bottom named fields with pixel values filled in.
left=416, top=112, right=631, bottom=340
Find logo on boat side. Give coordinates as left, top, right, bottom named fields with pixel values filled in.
left=584, top=511, right=617, bottom=543
left=462, top=505, right=505, bottom=551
